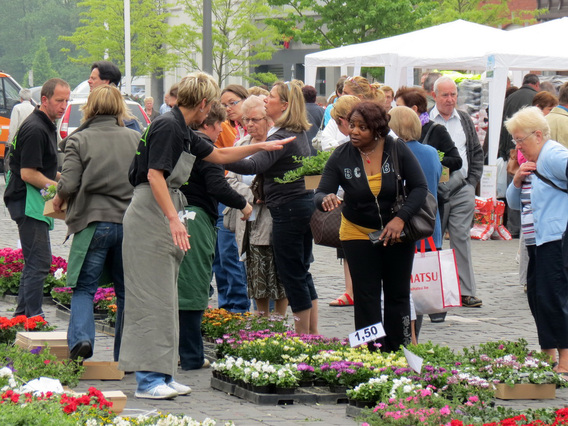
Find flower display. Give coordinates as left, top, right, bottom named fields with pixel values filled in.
left=0, top=248, right=67, bottom=296
left=0, top=315, right=54, bottom=345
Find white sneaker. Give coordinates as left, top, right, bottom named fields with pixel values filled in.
left=135, top=384, right=179, bottom=400
left=167, top=380, right=192, bottom=395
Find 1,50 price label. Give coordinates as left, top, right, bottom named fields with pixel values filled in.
left=348, top=322, right=385, bottom=347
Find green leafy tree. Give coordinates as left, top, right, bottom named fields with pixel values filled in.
left=0, top=0, right=88, bottom=87
left=171, top=0, right=281, bottom=86
left=60, top=0, right=178, bottom=81
left=265, top=0, right=436, bottom=49
left=31, top=38, right=58, bottom=84
left=420, top=0, right=541, bottom=27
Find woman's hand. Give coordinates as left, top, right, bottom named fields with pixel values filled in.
left=321, top=193, right=342, bottom=212
left=169, top=217, right=191, bottom=252
left=52, top=194, right=64, bottom=212
left=513, top=161, right=536, bottom=188
left=379, top=217, right=405, bottom=246
left=241, top=202, right=253, bottom=221
left=259, top=136, right=296, bottom=151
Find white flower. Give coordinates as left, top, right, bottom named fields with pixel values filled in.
left=54, top=268, right=64, bottom=280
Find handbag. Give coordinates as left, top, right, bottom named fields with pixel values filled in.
left=391, top=140, right=437, bottom=242
left=310, top=205, right=342, bottom=248
left=311, top=117, right=326, bottom=151
left=410, top=237, right=462, bottom=315
left=222, top=207, right=238, bottom=233
left=250, top=174, right=265, bottom=202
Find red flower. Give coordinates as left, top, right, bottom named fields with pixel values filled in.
left=43, top=360, right=51, bottom=364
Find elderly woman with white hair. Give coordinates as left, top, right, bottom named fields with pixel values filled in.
left=506, top=106, right=568, bottom=376
left=225, top=95, right=288, bottom=316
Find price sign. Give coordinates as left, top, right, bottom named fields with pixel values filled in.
left=348, top=322, right=385, bottom=347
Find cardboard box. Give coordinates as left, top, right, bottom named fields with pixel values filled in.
left=304, top=175, right=322, bottom=190
left=101, top=390, right=127, bottom=413
left=439, top=167, right=450, bottom=183
left=63, top=388, right=127, bottom=414
left=15, top=331, right=70, bottom=360
left=494, top=383, right=556, bottom=400
left=80, top=361, right=125, bottom=381
left=43, top=199, right=67, bottom=220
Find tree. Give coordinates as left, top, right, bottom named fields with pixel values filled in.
left=265, top=0, right=436, bottom=49
left=420, top=0, right=541, bottom=27
left=60, top=0, right=179, bottom=81
left=170, top=0, right=282, bottom=86
left=0, top=0, right=89, bottom=87
left=31, top=38, right=58, bottom=85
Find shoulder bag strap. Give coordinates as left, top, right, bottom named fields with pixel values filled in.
left=533, top=170, right=568, bottom=193
left=421, top=122, right=437, bottom=146
left=391, top=138, right=407, bottom=199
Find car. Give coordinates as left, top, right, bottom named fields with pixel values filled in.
left=58, top=97, right=150, bottom=142
left=0, top=71, right=34, bottom=172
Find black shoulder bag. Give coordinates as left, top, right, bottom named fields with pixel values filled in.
left=390, top=139, right=438, bottom=242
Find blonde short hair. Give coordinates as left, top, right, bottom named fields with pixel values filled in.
left=144, top=97, right=154, bottom=103
left=388, top=106, right=422, bottom=142
left=177, top=72, right=220, bottom=110
left=81, top=85, right=130, bottom=124
left=248, top=86, right=270, bottom=97
left=272, top=81, right=311, bottom=133
left=330, top=95, right=360, bottom=122
left=505, top=106, right=550, bottom=141
left=344, top=77, right=384, bottom=103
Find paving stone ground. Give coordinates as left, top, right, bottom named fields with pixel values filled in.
left=1, top=178, right=567, bottom=425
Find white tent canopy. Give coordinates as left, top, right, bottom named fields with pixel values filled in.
left=304, top=18, right=568, bottom=165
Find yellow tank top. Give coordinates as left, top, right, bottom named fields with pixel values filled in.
left=339, top=172, right=382, bottom=241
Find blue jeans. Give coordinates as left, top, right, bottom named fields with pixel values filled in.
left=212, top=204, right=250, bottom=313
left=67, top=222, right=125, bottom=361
left=136, top=371, right=173, bottom=391
left=269, top=194, right=317, bottom=313
left=13, top=208, right=52, bottom=318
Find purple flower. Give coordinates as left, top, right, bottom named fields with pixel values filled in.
left=30, top=346, right=43, bottom=355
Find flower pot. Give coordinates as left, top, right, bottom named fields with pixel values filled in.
left=356, top=400, right=376, bottom=409
left=329, top=385, right=347, bottom=394
left=298, top=379, right=313, bottom=387
left=274, top=386, right=296, bottom=394
left=313, top=378, right=327, bottom=387
left=251, top=384, right=273, bottom=394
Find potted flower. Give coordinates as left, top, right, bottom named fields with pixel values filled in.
left=346, top=375, right=392, bottom=407
left=274, top=150, right=333, bottom=189
left=269, top=364, right=299, bottom=394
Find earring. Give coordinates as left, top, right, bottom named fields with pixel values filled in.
left=200, top=109, right=204, bottom=112
left=374, top=137, right=378, bottom=140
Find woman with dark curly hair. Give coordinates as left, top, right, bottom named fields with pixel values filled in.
left=315, top=102, right=428, bottom=352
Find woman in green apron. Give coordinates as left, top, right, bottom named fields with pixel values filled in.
left=119, top=72, right=294, bottom=400
left=53, top=85, right=140, bottom=363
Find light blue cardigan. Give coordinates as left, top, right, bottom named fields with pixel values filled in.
left=506, top=139, right=568, bottom=246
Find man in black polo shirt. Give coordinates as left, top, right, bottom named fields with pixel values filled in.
left=4, top=78, right=70, bottom=318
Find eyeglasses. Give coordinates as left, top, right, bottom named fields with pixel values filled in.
left=242, top=117, right=266, bottom=124
left=221, top=100, right=241, bottom=109
left=512, top=131, right=536, bottom=145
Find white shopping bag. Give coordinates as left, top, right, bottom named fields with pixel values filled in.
left=410, top=238, right=461, bottom=315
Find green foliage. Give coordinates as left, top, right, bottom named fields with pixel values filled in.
left=31, top=38, right=58, bottom=84
left=0, top=344, right=84, bottom=386
left=60, top=0, right=178, bottom=82
left=265, top=0, right=436, bottom=49
left=274, top=150, right=333, bottom=184
left=171, top=0, right=282, bottom=86
left=0, top=0, right=89, bottom=87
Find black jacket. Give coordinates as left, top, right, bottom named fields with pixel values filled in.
left=420, top=122, right=462, bottom=173
left=180, top=132, right=246, bottom=222
left=315, top=136, right=428, bottom=230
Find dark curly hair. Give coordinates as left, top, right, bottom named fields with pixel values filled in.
left=347, top=101, right=389, bottom=139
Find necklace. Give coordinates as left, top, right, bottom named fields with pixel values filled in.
left=358, top=147, right=376, bottom=164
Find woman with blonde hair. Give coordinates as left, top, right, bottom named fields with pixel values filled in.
left=118, top=72, right=293, bottom=400
left=53, top=85, right=141, bottom=364
left=226, top=81, right=317, bottom=334
left=226, top=95, right=288, bottom=316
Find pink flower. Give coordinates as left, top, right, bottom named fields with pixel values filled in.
left=440, top=405, right=451, bottom=415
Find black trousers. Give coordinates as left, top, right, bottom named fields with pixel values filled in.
left=342, top=239, right=415, bottom=353
left=527, top=240, right=568, bottom=349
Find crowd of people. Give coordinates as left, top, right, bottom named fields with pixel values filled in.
left=4, top=61, right=568, bottom=398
